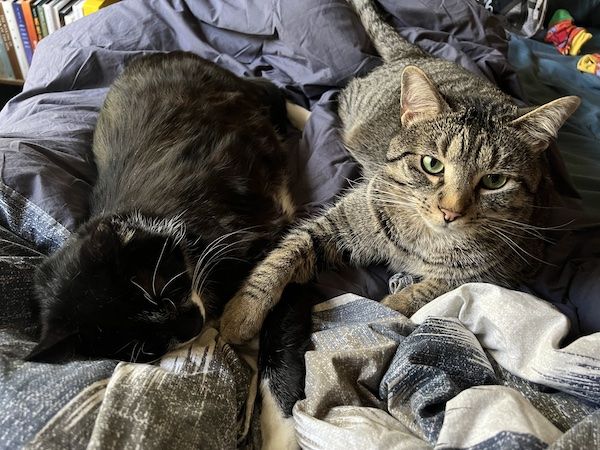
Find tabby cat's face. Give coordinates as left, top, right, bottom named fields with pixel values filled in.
left=372, top=67, right=579, bottom=244
left=380, top=117, right=541, bottom=236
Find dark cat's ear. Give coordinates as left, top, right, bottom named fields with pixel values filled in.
left=25, top=327, right=77, bottom=362
left=400, top=66, right=449, bottom=127
left=509, top=96, right=580, bottom=153
left=81, top=220, right=120, bottom=262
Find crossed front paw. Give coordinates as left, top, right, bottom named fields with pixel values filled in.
left=381, top=290, right=421, bottom=317
left=220, top=287, right=271, bottom=344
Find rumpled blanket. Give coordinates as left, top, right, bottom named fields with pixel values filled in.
left=1, top=0, right=599, bottom=448
left=294, top=284, right=600, bottom=449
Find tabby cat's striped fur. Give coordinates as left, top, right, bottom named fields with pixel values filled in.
left=221, top=0, right=579, bottom=343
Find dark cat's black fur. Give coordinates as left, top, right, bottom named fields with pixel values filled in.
left=28, top=52, right=294, bottom=362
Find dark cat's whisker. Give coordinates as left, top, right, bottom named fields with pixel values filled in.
left=152, top=238, right=170, bottom=297
left=163, top=298, right=177, bottom=313
left=160, top=270, right=188, bottom=297
left=130, top=341, right=142, bottom=363
left=140, top=341, right=156, bottom=356
left=193, top=237, right=253, bottom=293
left=0, top=239, right=46, bottom=256
left=130, top=278, right=158, bottom=306
left=195, top=252, right=246, bottom=294
left=113, top=339, right=137, bottom=356
left=193, top=227, right=258, bottom=281
left=197, top=256, right=247, bottom=295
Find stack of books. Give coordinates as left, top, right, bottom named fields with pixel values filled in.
left=0, top=0, right=119, bottom=83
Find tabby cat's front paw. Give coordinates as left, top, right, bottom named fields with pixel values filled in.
left=220, top=289, right=270, bottom=344
left=381, top=291, right=421, bottom=317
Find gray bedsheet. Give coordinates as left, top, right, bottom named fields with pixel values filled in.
left=0, top=0, right=599, bottom=448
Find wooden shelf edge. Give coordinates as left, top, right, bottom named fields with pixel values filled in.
left=0, top=78, right=25, bottom=86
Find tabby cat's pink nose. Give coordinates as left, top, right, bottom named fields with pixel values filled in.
left=439, top=207, right=462, bottom=223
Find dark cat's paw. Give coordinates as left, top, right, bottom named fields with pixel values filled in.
left=220, top=289, right=270, bottom=344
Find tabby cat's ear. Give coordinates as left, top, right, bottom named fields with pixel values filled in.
left=400, top=66, right=449, bottom=127
left=509, top=96, right=580, bottom=153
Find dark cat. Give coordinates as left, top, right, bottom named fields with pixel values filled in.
left=28, top=52, right=294, bottom=362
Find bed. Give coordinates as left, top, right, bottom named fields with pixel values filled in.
left=0, top=0, right=599, bottom=448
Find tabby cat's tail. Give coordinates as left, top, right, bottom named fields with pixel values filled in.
left=347, top=0, right=424, bottom=62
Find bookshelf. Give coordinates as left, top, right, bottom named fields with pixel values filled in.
left=0, top=0, right=119, bottom=86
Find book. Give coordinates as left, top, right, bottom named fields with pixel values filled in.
left=82, top=0, right=116, bottom=16
left=58, top=0, right=77, bottom=26
left=30, top=0, right=43, bottom=41
left=71, top=0, right=83, bottom=19
left=63, top=8, right=74, bottom=24
left=0, top=4, right=21, bottom=78
left=36, top=0, right=50, bottom=37
left=1, top=1, right=28, bottom=77
left=12, top=0, right=34, bottom=65
left=20, top=0, right=38, bottom=49
left=52, top=0, right=73, bottom=28
left=0, top=27, right=15, bottom=79
left=42, top=0, right=60, bottom=35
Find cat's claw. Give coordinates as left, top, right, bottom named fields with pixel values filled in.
left=220, top=292, right=267, bottom=344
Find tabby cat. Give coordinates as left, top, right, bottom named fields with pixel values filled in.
left=220, top=0, right=579, bottom=344
left=28, top=52, right=293, bottom=362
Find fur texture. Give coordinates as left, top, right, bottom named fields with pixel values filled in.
left=28, top=52, right=293, bottom=362
left=220, top=0, right=580, bottom=345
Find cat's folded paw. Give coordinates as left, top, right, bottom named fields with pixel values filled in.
left=220, top=291, right=269, bottom=344
left=381, top=292, right=420, bottom=317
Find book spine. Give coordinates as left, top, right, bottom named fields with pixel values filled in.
left=74, top=0, right=83, bottom=19
left=0, top=5, right=20, bottom=78
left=63, top=9, right=74, bottom=25
left=0, top=29, right=15, bottom=78
left=12, top=1, right=33, bottom=65
left=37, top=2, right=47, bottom=37
left=2, top=2, right=28, bottom=77
left=51, top=2, right=60, bottom=30
left=31, top=3, right=42, bottom=41
left=21, top=1, right=38, bottom=49
left=42, top=3, right=54, bottom=34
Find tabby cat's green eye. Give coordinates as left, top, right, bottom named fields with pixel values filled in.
left=421, top=156, right=444, bottom=175
left=481, top=174, right=508, bottom=190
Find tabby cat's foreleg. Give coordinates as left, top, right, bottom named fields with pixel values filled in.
left=382, top=277, right=453, bottom=316
left=220, top=214, right=344, bottom=344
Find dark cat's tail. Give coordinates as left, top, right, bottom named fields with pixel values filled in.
left=347, top=0, right=425, bottom=62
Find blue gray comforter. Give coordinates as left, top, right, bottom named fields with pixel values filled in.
left=0, top=0, right=599, bottom=448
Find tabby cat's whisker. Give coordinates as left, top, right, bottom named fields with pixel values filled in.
left=485, top=227, right=530, bottom=265
left=486, top=226, right=555, bottom=266
left=485, top=220, right=554, bottom=243
left=496, top=217, right=575, bottom=231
